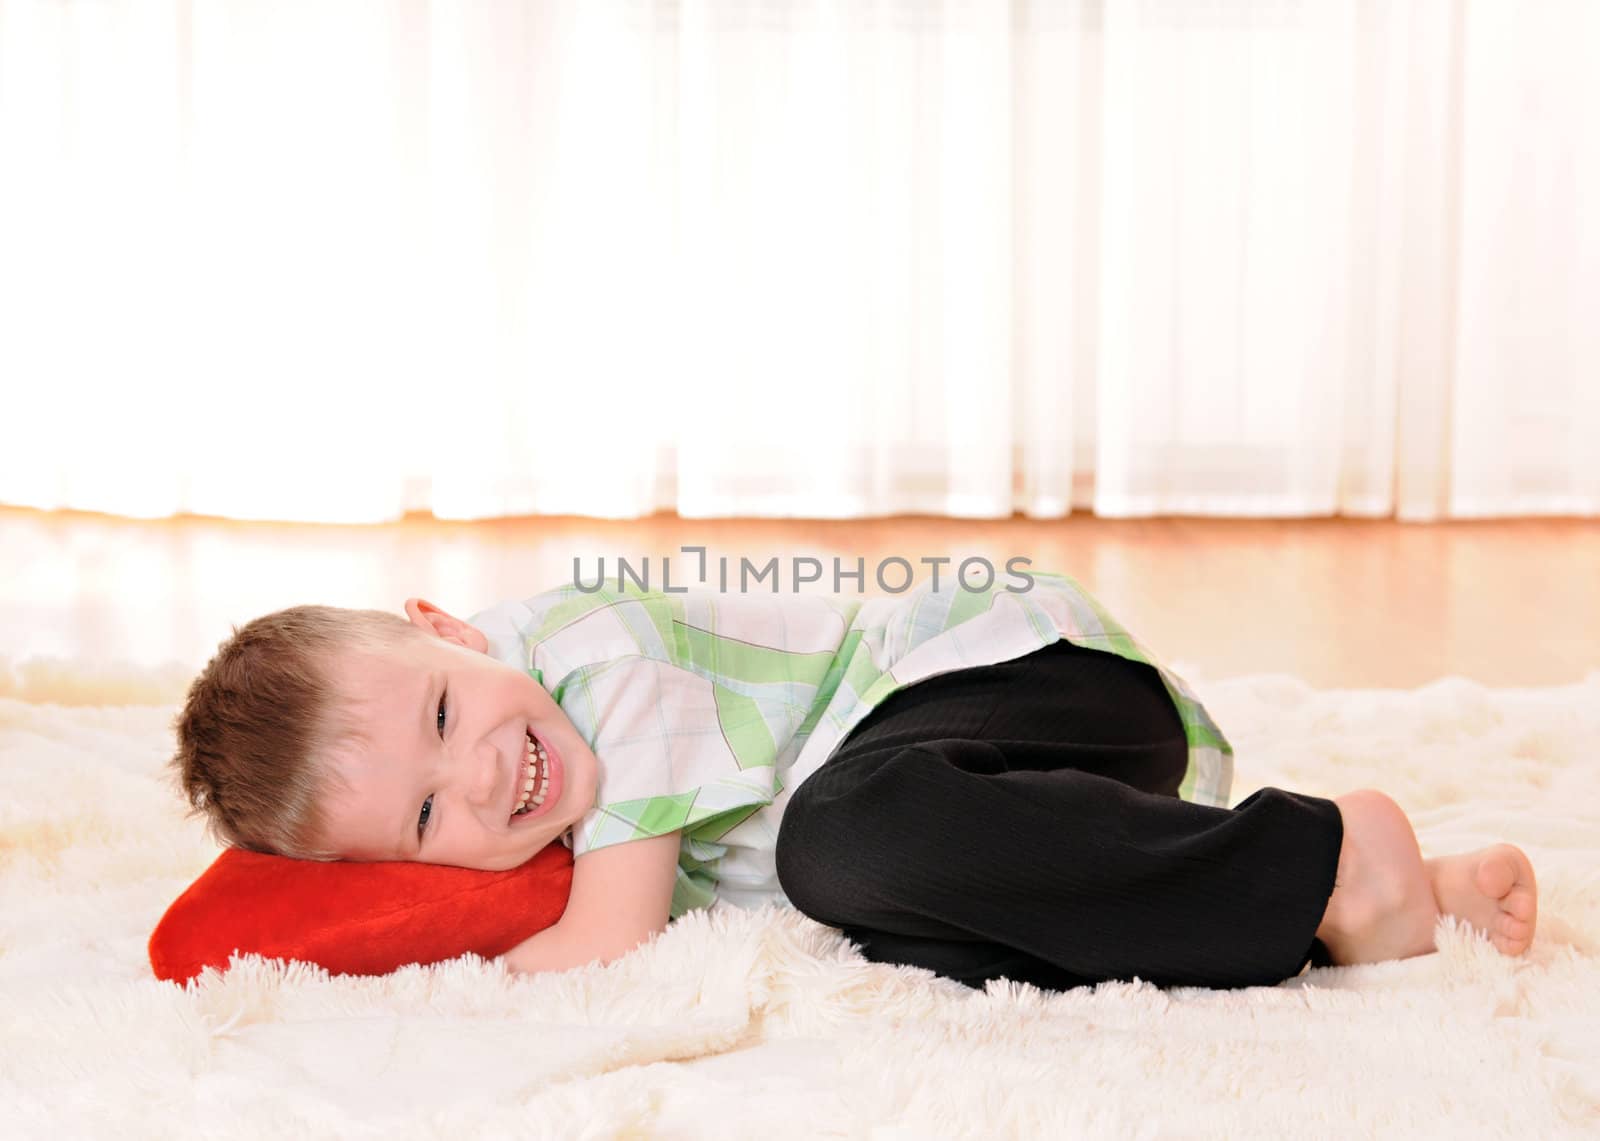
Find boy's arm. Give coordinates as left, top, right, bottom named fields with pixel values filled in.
left=500, top=830, right=682, bottom=976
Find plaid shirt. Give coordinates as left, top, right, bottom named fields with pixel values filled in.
left=469, top=572, right=1233, bottom=920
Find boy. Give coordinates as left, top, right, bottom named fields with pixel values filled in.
left=170, top=573, right=1537, bottom=989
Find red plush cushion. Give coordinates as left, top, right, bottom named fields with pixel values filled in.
left=148, top=842, right=574, bottom=984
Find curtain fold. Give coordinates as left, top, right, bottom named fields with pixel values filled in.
left=1, top=0, right=1595, bottom=523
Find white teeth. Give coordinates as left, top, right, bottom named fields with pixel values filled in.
left=513, top=737, right=550, bottom=817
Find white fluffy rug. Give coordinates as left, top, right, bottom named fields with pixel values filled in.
left=3, top=657, right=1598, bottom=1139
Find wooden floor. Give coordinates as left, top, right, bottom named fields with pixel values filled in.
left=2, top=507, right=1596, bottom=689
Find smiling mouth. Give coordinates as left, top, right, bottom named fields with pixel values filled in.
left=510, top=731, right=550, bottom=821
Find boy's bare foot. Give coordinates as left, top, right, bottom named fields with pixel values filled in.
left=1425, top=845, right=1538, bottom=956
left=1314, top=790, right=1439, bottom=966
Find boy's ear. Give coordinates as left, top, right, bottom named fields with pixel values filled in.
left=403, top=598, right=489, bottom=654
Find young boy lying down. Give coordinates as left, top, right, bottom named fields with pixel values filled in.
left=169, top=573, right=1537, bottom=990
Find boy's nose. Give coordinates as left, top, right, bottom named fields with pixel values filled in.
left=479, top=739, right=504, bottom=810
left=453, top=736, right=502, bottom=811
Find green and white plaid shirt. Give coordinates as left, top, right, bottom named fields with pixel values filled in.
left=468, top=572, right=1233, bottom=920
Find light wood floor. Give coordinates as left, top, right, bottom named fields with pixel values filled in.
left=2, top=507, right=1596, bottom=689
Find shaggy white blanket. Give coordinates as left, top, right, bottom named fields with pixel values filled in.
left=2, top=657, right=1597, bottom=1139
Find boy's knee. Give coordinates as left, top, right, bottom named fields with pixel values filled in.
left=775, top=769, right=871, bottom=921
left=1121, top=665, right=1192, bottom=796
left=1151, top=729, right=1190, bottom=797
left=775, top=781, right=826, bottom=914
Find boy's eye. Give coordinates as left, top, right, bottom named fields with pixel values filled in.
left=420, top=687, right=447, bottom=845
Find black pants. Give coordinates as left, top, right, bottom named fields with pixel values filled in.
left=773, top=639, right=1344, bottom=992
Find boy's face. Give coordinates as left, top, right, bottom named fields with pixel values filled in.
left=317, top=599, right=598, bottom=871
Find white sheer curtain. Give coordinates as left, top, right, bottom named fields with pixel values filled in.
left=1, top=0, right=1595, bottom=522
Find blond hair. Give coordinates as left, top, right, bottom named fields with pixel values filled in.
left=168, top=605, right=418, bottom=861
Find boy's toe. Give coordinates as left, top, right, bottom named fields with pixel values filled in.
left=1497, top=914, right=1531, bottom=939
left=1474, top=849, right=1517, bottom=900
left=1428, top=843, right=1538, bottom=958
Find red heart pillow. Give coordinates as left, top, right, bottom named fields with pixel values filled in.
left=148, top=842, right=574, bottom=983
